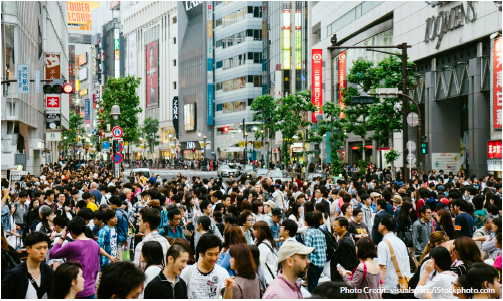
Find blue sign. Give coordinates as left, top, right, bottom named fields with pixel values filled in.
left=207, top=83, right=213, bottom=125
left=102, top=141, right=110, bottom=149
left=114, top=153, right=123, bottom=163
left=17, top=64, right=29, bottom=94
left=84, top=98, right=90, bottom=124
left=35, top=70, right=40, bottom=93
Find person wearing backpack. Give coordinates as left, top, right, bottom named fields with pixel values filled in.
left=1, top=231, right=21, bottom=281
left=330, top=216, right=358, bottom=282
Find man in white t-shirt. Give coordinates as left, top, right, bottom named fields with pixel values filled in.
left=181, top=234, right=234, bottom=299
left=1, top=231, right=54, bottom=299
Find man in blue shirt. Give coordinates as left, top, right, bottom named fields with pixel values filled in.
left=264, top=208, right=283, bottom=248
left=110, top=195, right=129, bottom=260
left=160, top=208, right=185, bottom=239
left=372, top=199, right=392, bottom=245
left=453, top=199, right=474, bottom=237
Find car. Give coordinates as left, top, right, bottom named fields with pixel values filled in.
left=254, top=168, right=269, bottom=179
left=306, top=172, right=329, bottom=181
left=242, top=165, right=257, bottom=178
left=217, top=164, right=241, bottom=177
left=265, top=170, right=292, bottom=183
left=128, top=168, right=151, bottom=182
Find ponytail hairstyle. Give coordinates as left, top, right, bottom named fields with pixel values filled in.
left=418, top=231, right=449, bottom=266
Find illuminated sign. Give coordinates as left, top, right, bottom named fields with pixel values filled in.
left=312, top=49, right=322, bottom=122
left=494, top=38, right=502, bottom=129
left=67, top=2, right=100, bottom=25
left=76, top=53, right=87, bottom=65
left=282, top=29, right=290, bottom=49
left=295, top=30, right=301, bottom=70
left=80, top=89, right=88, bottom=96
left=282, top=10, right=290, bottom=29
left=488, top=140, right=502, bottom=159
left=338, top=52, right=346, bottom=119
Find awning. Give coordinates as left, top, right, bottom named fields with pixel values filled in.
left=222, top=147, right=244, bottom=152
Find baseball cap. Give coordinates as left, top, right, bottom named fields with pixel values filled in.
left=278, top=241, right=315, bottom=263
left=392, top=195, right=402, bottom=205
left=264, top=200, right=277, bottom=209
left=440, top=198, right=449, bottom=205
left=271, top=208, right=283, bottom=216
left=370, top=192, right=381, bottom=198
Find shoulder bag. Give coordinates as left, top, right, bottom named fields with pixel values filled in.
left=384, top=239, right=410, bottom=292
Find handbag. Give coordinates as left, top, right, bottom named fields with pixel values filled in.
left=384, top=239, right=410, bottom=292
left=398, top=217, right=413, bottom=246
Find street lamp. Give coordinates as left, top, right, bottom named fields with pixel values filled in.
left=244, top=132, right=248, bottom=164
left=203, top=134, right=207, bottom=161
left=261, top=129, right=264, bottom=165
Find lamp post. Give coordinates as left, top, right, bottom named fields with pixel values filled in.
left=244, top=132, right=248, bottom=164
left=111, top=104, right=121, bottom=178
left=261, top=129, right=264, bottom=166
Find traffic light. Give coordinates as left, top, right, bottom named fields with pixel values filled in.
left=223, top=126, right=229, bottom=133
left=43, top=79, right=73, bottom=94
left=112, top=140, right=119, bottom=154
left=421, top=142, right=428, bottom=154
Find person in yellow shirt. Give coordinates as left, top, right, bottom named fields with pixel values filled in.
left=82, top=192, right=98, bottom=212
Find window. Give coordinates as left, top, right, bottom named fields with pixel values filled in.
left=246, top=29, right=253, bottom=37
left=247, top=6, right=253, bottom=13
left=248, top=75, right=254, bottom=83
left=253, top=6, right=262, bottom=18
left=173, top=59, right=176, bottom=66
left=216, top=104, right=223, bottom=111
left=172, top=16, right=177, bottom=24
left=248, top=98, right=254, bottom=105
left=173, top=81, right=177, bottom=89
left=216, top=19, right=222, bottom=27
left=216, top=82, right=222, bottom=90
left=248, top=52, right=253, bottom=60
left=216, top=61, right=223, bottom=69
left=173, top=37, right=176, bottom=44
left=253, top=76, right=262, bottom=87
left=254, top=53, right=260, bottom=63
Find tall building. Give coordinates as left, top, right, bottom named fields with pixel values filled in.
left=122, top=1, right=178, bottom=161
left=1, top=2, right=69, bottom=175
left=311, top=1, right=502, bottom=177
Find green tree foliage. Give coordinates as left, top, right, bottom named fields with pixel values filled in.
left=274, top=90, right=317, bottom=171
left=61, top=110, right=84, bottom=146
left=250, top=94, right=278, bottom=140
left=141, top=117, right=160, bottom=154
left=97, top=75, right=142, bottom=162
left=343, top=55, right=417, bottom=178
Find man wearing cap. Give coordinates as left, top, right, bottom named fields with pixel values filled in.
left=263, top=200, right=276, bottom=217
left=262, top=241, right=314, bottom=299
left=264, top=208, right=283, bottom=245
left=272, top=184, right=286, bottom=214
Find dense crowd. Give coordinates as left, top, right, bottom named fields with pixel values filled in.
left=1, top=161, right=501, bottom=299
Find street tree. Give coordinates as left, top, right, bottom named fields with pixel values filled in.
left=251, top=94, right=278, bottom=165
left=141, top=117, right=160, bottom=156
left=61, top=110, right=84, bottom=158
left=274, top=90, right=317, bottom=176
left=97, top=75, right=142, bottom=163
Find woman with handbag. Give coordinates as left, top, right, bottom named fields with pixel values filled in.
left=397, top=200, right=417, bottom=261
left=340, top=237, right=380, bottom=299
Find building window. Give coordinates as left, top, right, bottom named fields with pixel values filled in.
left=172, top=16, right=177, bottom=24
left=173, top=59, right=176, bottom=66
left=173, top=81, right=177, bottom=89
left=173, top=37, right=176, bottom=44
left=253, top=76, right=262, bottom=87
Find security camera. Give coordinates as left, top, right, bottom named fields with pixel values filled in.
left=331, top=34, right=337, bottom=46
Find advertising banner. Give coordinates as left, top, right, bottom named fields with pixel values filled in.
left=35, top=70, right=40, bottom=93
left=146, top=40, right=159, bottom=109
left=311, top=49, right=322, bottom=122
left=184, top=103, right=196, bottom=131
left=207, top=4, right=214, bottom=125
left=67, top=2, right=100, bottom=25
left=431, top=153, right=462, bottom=174
left=85, top=98, right=90, bottom=124
left=128, top=32, right=136, bottom=76
left=45, top=54, right=61, bottom=80
left=494, top=38, right=502, bottom=129
left=46, top=113, right=61, bottom=130
left=488, top=140, right=502, bottom=159
left=173, top=97, right=179, bottom=137
left=338, top=51, right=346, bottom=119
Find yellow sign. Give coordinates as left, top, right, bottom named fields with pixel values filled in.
left=67, top=2, right=100, bottom=25
left=254, top=142, right=261, bottom=148
left=207, top=21, right=213, bottom=37
left=199, top=142, right=204, bottom=148
left=79, top=89, right=87, bottom=96
left=239, top=141, right=245, bottom=147
left=75, top=80, right=80, bottom=92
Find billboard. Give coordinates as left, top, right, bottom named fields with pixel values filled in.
left=45, top=54, right=61, bottom=80
left=338, top=51, right=346, bottom=119
left=146, top=40, right=159, bottom=109
left=77, top=53, right=87, bottom=66
left=184, top=103, right=196, bottom=131
left=311, top=49, right=322, bottom=122
left=494, top=38, right=502, bottom=129
left=67, top=2, right=100, bottom=25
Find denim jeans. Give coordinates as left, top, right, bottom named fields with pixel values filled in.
left=79, top=294, right=96, bottom=299
left=307, top=263, right=324, bottom=293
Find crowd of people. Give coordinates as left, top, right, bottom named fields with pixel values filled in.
left=0, top=161, right=501, bottom=299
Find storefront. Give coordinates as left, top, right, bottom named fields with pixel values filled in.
left=487, top=140, right=502, bottom=178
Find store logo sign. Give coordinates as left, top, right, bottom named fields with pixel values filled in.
left=424, top=1, right=476, bottom=49
left=185, top=1, right=202, bottom=11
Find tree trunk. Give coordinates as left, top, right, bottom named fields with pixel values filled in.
left=362, top=119, right=366, bottom=162
left=389, top=130, right=395, bottom=180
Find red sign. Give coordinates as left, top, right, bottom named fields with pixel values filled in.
left=46, top=95, right=61, bottom=113
left=338, top=52, right=346, bottom=119
left=494, top=38, right=502, bottom=129
left=488, top=140, right=502, bottom=159
left=311, top=49, right=323, bottom=122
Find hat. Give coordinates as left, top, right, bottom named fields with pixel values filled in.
left=278, top=241, right=315, bottom=263
left=264, top=200, right=277, bottom=209
left=273, top=184, right=281, bottom=188
left=440, top=198, right=449, bottom=205
left=370, top=192, right=381, bottom=198
left=437, top=185, right=445, bottom=191
left=392, top=195, right=402, bottom=204
left=398, top=188, right=407, bottom=195
left=271, top=208, right=283, bottom=216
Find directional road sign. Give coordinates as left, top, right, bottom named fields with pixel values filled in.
left=114, top=153, right=123, bottom=163
left=102, top=141, right=110, bottom=149
left=112, top=126, right=123, bottom=138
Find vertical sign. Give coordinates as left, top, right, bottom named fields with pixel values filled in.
left=45, top=54, right=61, bottom=79
left=35, top=70, right=40, bottom=93
left=207, top=4, right=214, bottom=125
left=311, top=49, right=322, bottom=122
left=128, top=32, right=136, bottom=76
left=295, top=10, right=301, bottom=70
left=17, top=64, right=30, bottom=94
left=338, top=51, right=347, bottom=119
left=282, top=10, right=291, bottom=70
left=146, top=40, right=159, bottom=108
left=84, top=98, right=90, bottom=124
left=172, top=97, right=179, bottom=137
left=114, top=29, right=120, bottom=78
left=494, top=38, right=502, bottom=129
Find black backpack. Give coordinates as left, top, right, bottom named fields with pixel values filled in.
left=1, top=246, right=21, bottom=280
left=319, top=228, right=338, bottom=261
